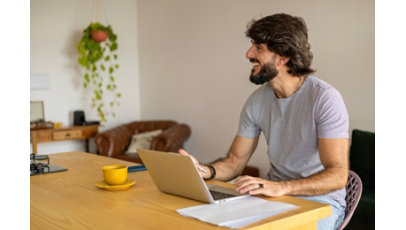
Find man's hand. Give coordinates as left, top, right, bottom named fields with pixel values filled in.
left=179, top=135, right=259, bottom=181
left=178, top=149, right=212, bottom=179
left=234, top=175, right=287, bottom=197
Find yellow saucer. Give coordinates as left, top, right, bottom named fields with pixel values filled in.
left=96, top=179, right=136, bottom=191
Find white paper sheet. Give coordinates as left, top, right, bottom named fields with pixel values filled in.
left=177, top=196, right=298, bottom=228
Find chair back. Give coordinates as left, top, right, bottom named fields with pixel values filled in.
left=338, top=170, right=363, bottom=230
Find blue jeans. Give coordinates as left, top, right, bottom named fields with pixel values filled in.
left=296, top=195, right=345, bottom=230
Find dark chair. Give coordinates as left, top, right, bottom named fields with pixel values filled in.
left=345, top=129, right=375, bottom=230
left=338, top=170, right=363, bottom=230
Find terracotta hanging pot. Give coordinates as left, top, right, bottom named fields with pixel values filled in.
left=90, top=30, right=109, bottom=42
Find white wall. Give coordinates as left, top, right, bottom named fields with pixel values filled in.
left=30, top=0, right=140, bottom=154
left=30, top=0, right=374, bottom=177
left=137, top=0, right=374, bottom=178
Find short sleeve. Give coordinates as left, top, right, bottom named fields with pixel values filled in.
left=315, top=88, right=349, bottom=138
left=237, top=96, right=261, bottom=138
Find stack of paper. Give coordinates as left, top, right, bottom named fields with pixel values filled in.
left=177, top=196, right=298, bottom=228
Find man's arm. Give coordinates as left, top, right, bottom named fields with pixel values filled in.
left=211, top=135, right=259, bottom=181
left=179, top=135, right=259, bottom=181
left=235, top=138, right=349, bottom=196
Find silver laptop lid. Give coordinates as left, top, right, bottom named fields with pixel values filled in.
left=137, top=149, right=216, bottom=203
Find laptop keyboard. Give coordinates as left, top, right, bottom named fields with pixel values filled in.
left=209, top=190, right=236, bottom=200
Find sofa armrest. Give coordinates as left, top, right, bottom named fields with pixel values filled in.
left=94, top=124, right=133, bottom=157
left=151, top=124, right=191, bottom=152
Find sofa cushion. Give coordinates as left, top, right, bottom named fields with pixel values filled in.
left=126, top=129, right=162, bottom=154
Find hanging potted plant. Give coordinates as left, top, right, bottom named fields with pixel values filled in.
left=76, top=22, right=121, bottom=123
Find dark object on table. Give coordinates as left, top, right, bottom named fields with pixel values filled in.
left=74, top=110, right=100, bottom=126
left=30, top=153, right=67, bottom=176
left=128, top=165, right=147, bottom=172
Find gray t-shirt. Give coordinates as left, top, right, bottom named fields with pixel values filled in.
left=238, top=75, right=349, bottom=206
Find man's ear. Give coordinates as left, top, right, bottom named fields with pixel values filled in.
left=277, top=55, right=290, bottom=66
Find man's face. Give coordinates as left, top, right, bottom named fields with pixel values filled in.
left=246, top=41, right=279, bottom=85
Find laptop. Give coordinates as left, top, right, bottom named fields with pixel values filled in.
left=137, top=149, right=249, bottom=204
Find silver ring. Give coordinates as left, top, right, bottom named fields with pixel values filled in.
left=259, top=183, right=264, bottom=189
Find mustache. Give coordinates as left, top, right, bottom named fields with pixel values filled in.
left=249, top=58, right=260, bottom=63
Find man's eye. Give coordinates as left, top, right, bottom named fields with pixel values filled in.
left=256, top=45, right=263, bottom=51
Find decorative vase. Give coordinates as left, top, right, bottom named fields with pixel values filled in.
left=90, top=30, right=109, bottom=42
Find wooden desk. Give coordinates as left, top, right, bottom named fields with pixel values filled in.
left=30, top=125, right=99, bottom=155
left=30, top=152, right=331, bottom=230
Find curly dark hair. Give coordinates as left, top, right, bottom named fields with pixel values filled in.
left=246, top=13, right=315, bottom=76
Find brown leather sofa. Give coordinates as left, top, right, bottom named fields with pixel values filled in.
left=94, top=120, right=191, bottom=163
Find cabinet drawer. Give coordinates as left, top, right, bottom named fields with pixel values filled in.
left=53, top=130, right=82, bottom=140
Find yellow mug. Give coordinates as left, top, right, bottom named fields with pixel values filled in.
left=102, top=164, right=128, bottom=185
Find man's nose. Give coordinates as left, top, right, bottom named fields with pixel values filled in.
left=246, top=45, right=256, bottom=59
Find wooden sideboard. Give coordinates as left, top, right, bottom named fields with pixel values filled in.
left=30, top=125, right=99, bottom=155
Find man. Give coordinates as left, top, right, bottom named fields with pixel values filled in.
left=180, top=13, right=349, bottom=230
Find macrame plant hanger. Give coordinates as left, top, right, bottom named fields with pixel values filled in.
left=90, top=0, right=109, bottom=25
left=89, top=0, right=110, bottom=42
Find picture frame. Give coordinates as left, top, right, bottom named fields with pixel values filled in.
left=30, top=101, right=45, bottom=122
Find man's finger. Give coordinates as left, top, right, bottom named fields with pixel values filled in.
left=178, top=148, right=189, bottom=156
left=178, top=149, right=201, bottom=170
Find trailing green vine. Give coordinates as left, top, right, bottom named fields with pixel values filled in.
left=76, top=22, right=121, bottom=123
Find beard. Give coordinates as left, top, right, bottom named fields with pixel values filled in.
left=249, top=61, right=279, bottom=85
